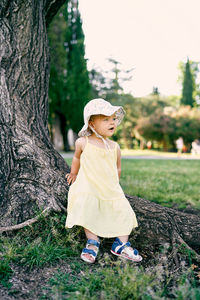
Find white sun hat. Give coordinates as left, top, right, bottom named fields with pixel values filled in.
left=78, top=98, right=125, bottom=137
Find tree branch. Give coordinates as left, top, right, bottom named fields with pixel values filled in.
left=45, top=0, right=67, bottom=27
left=0, top=207, right=52, bottom=233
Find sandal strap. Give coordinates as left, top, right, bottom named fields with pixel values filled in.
left=82, top=248, right=97, bottom=258
left=115, top=244, right=126, bottom=254
left=87, top=239, right=100, bottom=248
left=112, top=238, right=138, bottom=255
left=122, top=246, right=139, bottom=256
left=111, top=238, right=142, bottom=261
left=111, top=238, right=131, bottom=254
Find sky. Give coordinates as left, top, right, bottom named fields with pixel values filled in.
left=79, top=0, right=200, bottom=97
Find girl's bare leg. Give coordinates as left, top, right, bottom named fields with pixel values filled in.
left=83, top=228, right=99, bottom=262
left=118, top=235, right=128, bottom=243
left=84, top=228, right=99, bottom=241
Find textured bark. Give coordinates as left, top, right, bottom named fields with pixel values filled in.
left=128, top=195, right=200, bottom=260
left=0, top=0, right=69, bottom=227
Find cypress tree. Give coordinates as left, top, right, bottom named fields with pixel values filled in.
left=48, top=0, right=91, bottom=149
left=181, top=58, right=195, bottom=107
left=65, top=0, right=91, bottom=134
left=48, top=3, right=69, bottom=148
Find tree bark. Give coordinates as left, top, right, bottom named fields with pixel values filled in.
left=127, top=195, right=200, bottom=261
left=0, top=0, right=69, bottom=227
left=0, top=0, right=199, bottom=263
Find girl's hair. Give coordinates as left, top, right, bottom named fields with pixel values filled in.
left=89, top=114, right=116, bottom=122
left=88, top=115, right=98, bottom=134
left=89, top=115, right=96, bottom=122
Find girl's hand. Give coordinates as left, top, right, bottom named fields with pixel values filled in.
left=65, top=173, right=77, bottom=185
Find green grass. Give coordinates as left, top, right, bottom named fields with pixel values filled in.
left=65, top=158, right=200, bottom=209
left=2, top=214, right=81, bottom=266
left=121, top=159, right=200, bottom=209
left=0, top=259, right=13, bottom=288
left=41, top=254, right=200, bottom=300
left=42, top=261, right=163, bottom=299
left=1, top=213, right=199, bottom=299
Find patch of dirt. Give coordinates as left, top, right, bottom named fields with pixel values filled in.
left=0, top=261, right=72, bottom=300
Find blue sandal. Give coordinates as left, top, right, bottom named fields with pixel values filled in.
left=81, top=239, right=100, bottom=263
left=111, top=238, right=142, bottom=262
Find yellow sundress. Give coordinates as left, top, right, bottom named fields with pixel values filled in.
left=65, top=137, right=138, bottom=237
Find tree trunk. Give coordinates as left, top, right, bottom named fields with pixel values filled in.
left=0, top=0, right=69, bottom=227
left=0, top=1, right=199, bottom=264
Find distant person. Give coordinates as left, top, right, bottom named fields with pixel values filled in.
left=65, top=98, right=142, bottom=263
left=175, top=137, right=184, bottom=157
left=147, top=141, right=152, bottom=149
left=191, top=139, right=200, bottom=155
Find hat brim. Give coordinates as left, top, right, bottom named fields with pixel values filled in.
left=78, top=106, right=125, bottom=137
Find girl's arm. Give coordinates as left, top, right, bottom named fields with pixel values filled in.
left=66, top=138, right=85, bottom=185
left=116, top=143, right=121, bottom=179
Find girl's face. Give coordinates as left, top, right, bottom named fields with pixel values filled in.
left=89, top=114, right=118, bottom=138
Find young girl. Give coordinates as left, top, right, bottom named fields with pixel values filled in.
left=65, top=98, right=142, bottom=263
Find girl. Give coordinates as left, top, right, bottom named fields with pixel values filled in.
left=65, top=98, right=142, bottom=263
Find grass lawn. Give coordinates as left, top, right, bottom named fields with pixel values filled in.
left=65, top=158, right=200, bottom=210
left=121, top=159, right=200, bottom=209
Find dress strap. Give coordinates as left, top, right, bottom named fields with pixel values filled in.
left=85, top=136, right=88, bottom=144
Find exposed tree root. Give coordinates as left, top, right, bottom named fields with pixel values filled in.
left=127, top=195, right=200, bottom=263
left=57, top=202, right=67, bottom=213
left=174, top=232, right=200, bottom=262
left=0, top=207, right=52, bottom=233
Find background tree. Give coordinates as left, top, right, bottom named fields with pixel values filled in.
left=65, top=0, right=92, bottom=134
left=136, top=112, right=177, bottom=151
left=107, top=58, right=123, bottom=97
left=112, top=94, right=138, bottom=148
left=105, top=58, right=134, bottom=104
left=136, top=106, right=200, bottom=150
left=89, top=68, right=108, bottom=98
left=101, top=59, right=137, bottom=148
left=151, top=86, right=160, bottom=96
left=113, top=93, right=168, bottom=149
left=180, top=58, right=196, bottom=107
left=48, top=0, right=91, bottom=149
left=48, top=3, right=69, bottom=149
left=173, top=106, right=200, bottom=147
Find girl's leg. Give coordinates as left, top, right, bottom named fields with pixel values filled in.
left=84, top=228, right=99, bottom=242
left=118, top=235, right=128, bottom=243
left=82, top=228, right=99, bottom=262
